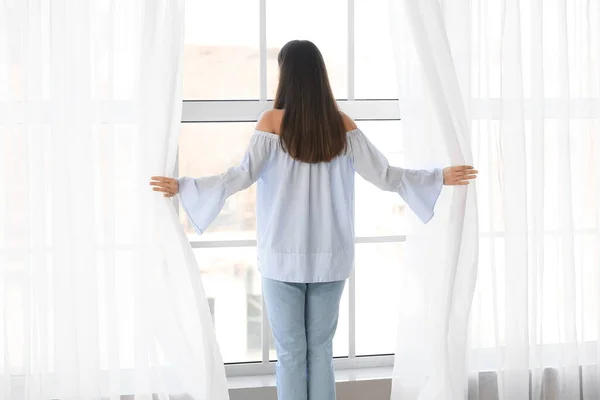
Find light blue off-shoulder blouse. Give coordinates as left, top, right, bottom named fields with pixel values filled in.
left=178, top=129, right=443, bottom=283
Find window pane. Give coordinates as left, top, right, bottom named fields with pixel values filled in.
left=267, top=0, right=348, bottom=99
left=183, top=0, right=259, bottom=99
left=355, top=0, right=398, bottom=99
left=355, top=242, right=402, bottom=355
left=355, top=121, right=406, bottom=236
left=179, top=123, right=257, bottom=241
left=193, top=247, right=261, bottom=363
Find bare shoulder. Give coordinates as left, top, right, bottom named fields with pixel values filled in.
left=340, top=112, right=358, bottom=132
left=256, top=109, right=284, bottom=134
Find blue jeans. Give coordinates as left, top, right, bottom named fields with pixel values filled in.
left=262, top=277, right=346, bottom=400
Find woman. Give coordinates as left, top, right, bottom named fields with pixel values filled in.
left=150, top=40, right=477, bottom=400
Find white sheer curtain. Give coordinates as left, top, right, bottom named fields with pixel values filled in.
left=0, top=1, right=228, bottom=399
left=390, top=0, right=600, bottom=398
left=388, top=0, right=479, bottom=398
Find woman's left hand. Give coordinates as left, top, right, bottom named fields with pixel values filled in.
left=150, top=176, right=179, bottom=197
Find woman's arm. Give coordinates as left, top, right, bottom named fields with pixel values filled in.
left=149, top=128, right=274, bottom=234
left=344, top=114, right=477, bottom=223
left=151, top=111, right=277, bottom=198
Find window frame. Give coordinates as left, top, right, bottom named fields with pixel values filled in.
left=179, top=0, right=406, bottom=377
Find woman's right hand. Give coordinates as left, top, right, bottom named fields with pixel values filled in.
left=443, top=166, right=478, bottom=185
left=149, top=176, right=179, bottom=197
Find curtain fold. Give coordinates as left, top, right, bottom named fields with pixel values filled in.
left=0, top=1, right=229, bottom=399
left=390, top=0, right=600, bottom=398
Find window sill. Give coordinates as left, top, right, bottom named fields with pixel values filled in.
left=227, top=366, right=393, bottom=390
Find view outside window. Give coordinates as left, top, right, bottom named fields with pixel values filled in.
left=182, top=0, right=398, bottom=101
left=355, top=0, right=398, bottom=99
left=183, top=0, right=260, bottom=100
left=266, top=0, right=348, bottom=99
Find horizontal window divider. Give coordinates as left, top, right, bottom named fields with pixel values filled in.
left=1, top=228, right=596, bottom=255
left=181, top=99, right=402, bottom=122
left=182, top=119, right=259, bottom=124
left=189, top=235, right=407, bottom=249
left=3, top=98, right=597, bottom=124
left=477, top=228, right=600, bottom=237
left=471, top=98, right=600, bottom=119
left=190, top=239, right=257, bottom=248
left=0, top=101, right=137, bottom=124
left=355, top=235, right=406, bottom=244
left=181, top=98, right=600, bottom=123
left=1, top=228, right=597, bottom=254
left=187, top=228, right=600, bottom=249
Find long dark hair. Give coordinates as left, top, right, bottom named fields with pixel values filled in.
left=273, top=40, right=346, bottom=163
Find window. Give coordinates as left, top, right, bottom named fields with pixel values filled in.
left=180, top=0, right=400, bottom=374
